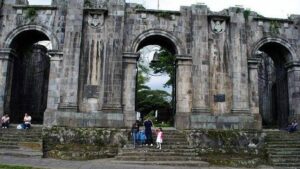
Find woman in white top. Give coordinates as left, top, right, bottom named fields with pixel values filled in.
left=23, top=113, right=32, bottom=129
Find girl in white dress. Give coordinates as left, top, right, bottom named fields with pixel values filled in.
left=156, top=127, right=163, bottom=150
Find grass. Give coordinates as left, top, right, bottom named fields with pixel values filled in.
left=0, top=164, right=45, bottom=169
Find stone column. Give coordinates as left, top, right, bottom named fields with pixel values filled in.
left=58, top=0, right=84, bottom=111
left=248, top=58, right=261, bottom=129
left=286, top=62, right=300, bottom=120
left=0, top=48, right=15, bottom=116
left=122, top=52, right=139, bottom=128
left=175, top=56, right=192, bottom=129
left=230, top=17, right=249, bottom=114
left=46, top=50, right=63, bottom=111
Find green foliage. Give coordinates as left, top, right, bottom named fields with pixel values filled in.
left=135, top=4, right=145, bottom=10
left=150, top=49, right=176, bottom=88
left=269, top=21, right=280, bottom=35
left=157, top=12, right=173, bottom=20
left=136, top=89, right=171, bottom=116
left=25, top=8, right=37, bottom=20
left=243, top=9, right=251, bottom=21
left=84, top=0, right=92, bottom=8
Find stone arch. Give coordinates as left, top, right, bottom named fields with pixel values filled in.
left=131, top=29, right=184, bottom=55
left=251, top=37, right=296, bottom=128
left=3, top=24, right=59, bottom=50
left=251, top=37, right=297, bottom=62
left=3, top=25, right=57, bottom=124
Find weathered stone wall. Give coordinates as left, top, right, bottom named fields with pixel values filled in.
left=186, top=130, right=267, bottom=167
left=43, top=126, right=129, bottom=160
left=0, top=0, right=299, bottom=129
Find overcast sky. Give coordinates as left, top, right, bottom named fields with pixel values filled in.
left=28, top=0, right=300, bottom=18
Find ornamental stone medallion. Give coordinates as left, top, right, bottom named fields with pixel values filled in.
left=211, top=19, right=226, bottom=33
left=87, top=13, right=104, bottom=29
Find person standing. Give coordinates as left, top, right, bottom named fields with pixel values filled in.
left=1, top=114, right=10, bottom=128
left=144, top=118, right=153, bottom=146
left=23, top=113, right=32, bottom=129
left=156, top=127, right=163, bottom=150
left=131, top=121, right=139, bottom=148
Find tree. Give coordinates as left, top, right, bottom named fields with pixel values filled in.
left=149, top=48, right=176, bottom=88
left=136, top=52, right=172, bottom=118
left=149, top=48, right=176, bottom=118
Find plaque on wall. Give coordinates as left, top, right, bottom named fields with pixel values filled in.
left=214, top=94, right=225, bottom=102
left=84, top=85, right=99, bottom=98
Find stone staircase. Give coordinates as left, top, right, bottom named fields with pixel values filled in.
left=265, top=130, right=300, bottom=168
left=115, top=128, right=209, bottom=167
left=0, top=124, right=43, bottom=157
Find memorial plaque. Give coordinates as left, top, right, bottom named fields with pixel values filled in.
left=84, top=85, right=99, bottom=98
left=214, top=94, right=225, bottom=102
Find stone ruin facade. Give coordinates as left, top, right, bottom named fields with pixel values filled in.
left=0, top=0, right=299, bottom=130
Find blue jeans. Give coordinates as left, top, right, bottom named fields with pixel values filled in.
left=132, top=129, right=138, bottom=147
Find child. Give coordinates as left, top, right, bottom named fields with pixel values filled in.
left=156, top=127, right=163, bottom=150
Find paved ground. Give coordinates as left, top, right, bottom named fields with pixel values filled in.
left=0, top=155, right=277, bottom=169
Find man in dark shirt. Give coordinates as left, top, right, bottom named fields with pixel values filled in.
left=144, top=118, right=153, bottom=146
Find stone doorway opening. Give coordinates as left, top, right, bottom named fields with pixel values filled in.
left=135, top=35, right=177, bottom=127
left=6, top=30, right=51, bottom=124
left=257, top=42, right=291, bottom=129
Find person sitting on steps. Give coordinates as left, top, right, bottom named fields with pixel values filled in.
left=1, top=114, right=10, bottom=128
left=287, top=119, right=298, bottom=133
left=23, top=113, right=32, bottom=129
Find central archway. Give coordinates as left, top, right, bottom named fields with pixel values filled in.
left=132, top=30, right=184, bottom=127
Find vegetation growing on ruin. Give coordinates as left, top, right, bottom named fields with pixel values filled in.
left=135, top=4, right=145, bottom=10
left=157, top=11, right=173, bottom=20
left=84, top=0, right=92, bottom=8
left=270, top=20, right=280, bottom=35
left=25, top=8, right=37, bottom=20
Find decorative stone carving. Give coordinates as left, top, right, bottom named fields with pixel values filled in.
left=211, top=19, right=226, bottom=33
left=87, top=13, right=104, bottom=29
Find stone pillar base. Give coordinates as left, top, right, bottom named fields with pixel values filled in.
left=58, top=103, right=78, bottom=111
left=175, top=112, right=190, bottom=130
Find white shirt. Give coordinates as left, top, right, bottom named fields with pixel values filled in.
left=1, top=116, right=9, bottom=123
left=24, top=116, right=32, bottom=124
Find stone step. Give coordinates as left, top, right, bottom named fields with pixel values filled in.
left=0, top=145, right=19, bottom=149
left=268, top=150, right=300, bottom=155
left=121, top=147, right=197, bottom=153
left=271, top=158, right=300, bottom=164
left=268, top=138, right=300, bottom=144
left=267, top=144, right=300, bottom=148
left=115, top=155, right=202, bottom=161
left=111, top=160, right=209, bottom=167
left=118, top=151, right=198, bottom=156
left=272, top=162, right=300, bottom=167
left=0, top=137, right=41, bottom=142
left=270, top=154, right=300, bottom=158
left=0, top=148, right=42, bottom=157
left=123, top=144, right=194, bottom=149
